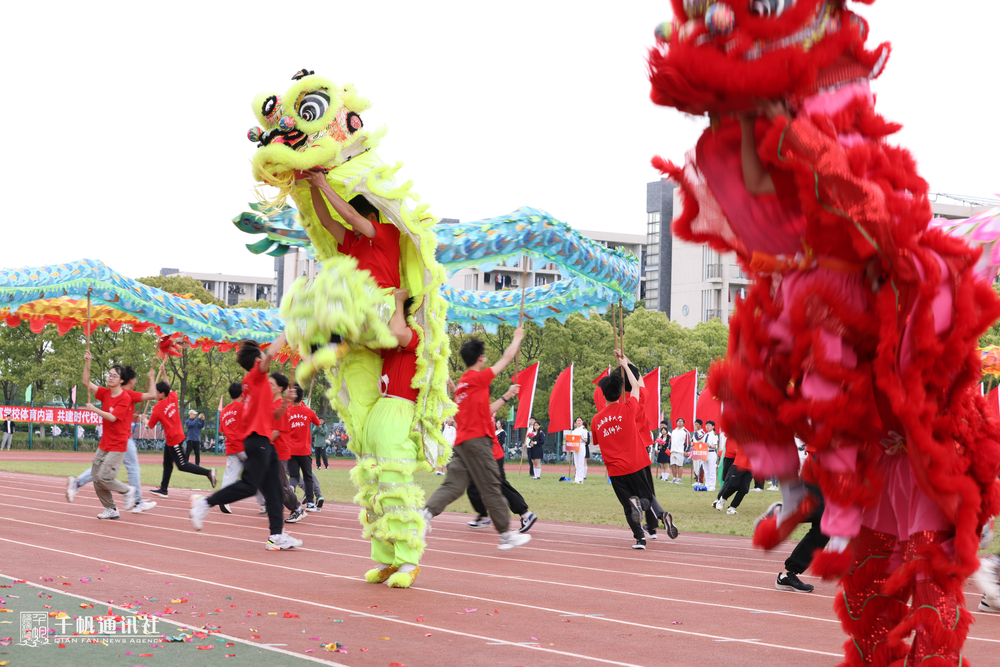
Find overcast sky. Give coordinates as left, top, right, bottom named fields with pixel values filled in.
left=3, top=1, right=997, bottom=280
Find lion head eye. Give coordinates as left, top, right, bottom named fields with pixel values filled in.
left=297, top=91, right=330, bottom=122
left=749, top=0, right=794, bottom=17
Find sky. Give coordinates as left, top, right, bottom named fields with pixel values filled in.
left=2, top=1, right=998, bottom=280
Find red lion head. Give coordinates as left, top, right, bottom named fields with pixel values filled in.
left=648, top=0, right=889, bottom=116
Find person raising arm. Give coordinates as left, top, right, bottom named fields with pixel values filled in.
left=304, top=170, right=377, bottom=243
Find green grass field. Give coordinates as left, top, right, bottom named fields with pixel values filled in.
left=4, top=459, right=998, bottom=553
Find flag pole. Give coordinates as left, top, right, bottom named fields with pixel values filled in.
left=86, top=287, right=93, bottom=403
left=516, top=257, right=529, bottom=476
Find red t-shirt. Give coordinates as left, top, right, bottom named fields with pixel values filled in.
left=731, top=439, right=751, bottom=470
left=636, top=387, right=652, bottom=448
left=95, top=386, right=142, bottom=452
left=271, top=398, right=292, bottom=461
left=147, top=391, right=184, bottom=447
left=454, top=368, right=495, bottom=446
left=287, top=404, right=321, bottom=457
left=220, top=401, right=245, bottom=454
left=379, top=326, right=419, bottom=401
left=240, top=366, right=273, bottom=441
left=337, top=222, right=401, bottom=290
left=591, top=396, right=648, bottom=477
left=489, top=422, right=503, bottom=460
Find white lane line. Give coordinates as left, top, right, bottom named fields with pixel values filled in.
left=0, top=534, right=842, bottom=660
left=0, top=496, right=830, bottom=605
left=0, top=572, right=346, bottom=666
left=0, top=537, right=644, bottom=666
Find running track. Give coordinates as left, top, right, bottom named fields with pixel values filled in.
left=1, top=471, right=996, bottom=666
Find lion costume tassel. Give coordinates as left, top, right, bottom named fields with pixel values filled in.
left=647, top=2, right=1000, bottom=664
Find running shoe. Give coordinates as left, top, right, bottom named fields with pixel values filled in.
left=208, top=469, right=217, bottom=488
left=96, top=508, right=120, bottom=520
left=642, top=523, right=658, bottom=540
left=285, top=507, right=306, bottom=523
left=627, top=496, right=643, bottom=527
left=518, top=511, right=538, bottom=534
left=726, top=507, right=738, bottom=515
left=189, top=495, right=210, bottom=530
left=66, top=477, right=78, bottom=503
left=775, top=571, right=814, bottom=593
left=132, top=501, right=157, bottom=514
left=979, top=595, right=1000, bottom=613
left=316, top=496, right=325, bottom=509
left=632, top=539, right=647, bottom=550
left=304, top=502, right=320, bottom=513
left=258, top=505, right=268, bottom=515
left=266, top=533, right=303, bottom=551
left=122, top=486, right=137, bottom=511
left=149, top=488, right=169, bottom=498
left=219, top=504, right=232, bottom=514
left=498, top=531, right=531, bottom=551
left=662, top=512, right=679, bottom=539
left=467, top=516, right=492, bottom=528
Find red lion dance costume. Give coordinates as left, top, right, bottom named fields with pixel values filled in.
left=648, top=1, right=1000, bottom=665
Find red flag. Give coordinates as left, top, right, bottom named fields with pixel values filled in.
left=592, top=367, right=610, bottom=412
left=696, top=388, right=722, bottom=430
left=547, top=364, right=574, bottom=433
left=513, top=362, right=540, bottom=429
left=988, top=386, right=1000, bottom=418
left=642, top=368, right=660, bottom=432
left=669, top=370, right=697, bottom=428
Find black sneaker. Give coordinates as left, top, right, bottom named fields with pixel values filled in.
left=518, top=511, right=537, bottom=534
left=775, top=571, right=814, bottom=593
left=219, top=504, right=232, bottom=515
left=642, top=523, right=658, bottom=540
left=316, top=496, right=325, bottom=509
left=149, top=488, right=168, bottom=498
left=285, top=507, right=306, bottom=524
left=632, top=538, right=646, bottom=550
left=627, top=496, right=643, bottom=527
left=662, top=512, right=679, bottom=540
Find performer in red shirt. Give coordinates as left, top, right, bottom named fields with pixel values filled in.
left=215, top=382, right=252, bottom=515
left=146, top=381, right=216, bottom=497
left=466, top=413, right=536, bottom=533
left=80, top=352, right=157, bottom=519
left=270, top=373, right=307, bottom=524
left=188, top=334, right=304, bottom=551
left=424, top=325, right=531, bottom=553
left=712, top=439, right=755, bottom=515
left=286, top=384, right=323, bottom=512
left=592, top=351, right=678, bottom=549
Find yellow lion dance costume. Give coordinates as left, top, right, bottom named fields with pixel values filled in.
left=248, top=69, right=455, bottom=587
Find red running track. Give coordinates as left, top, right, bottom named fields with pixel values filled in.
left=0, top=470, right=997, bottom=666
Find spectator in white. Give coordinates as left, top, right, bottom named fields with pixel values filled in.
left=568, top=417, right=589, bottom=484
left=184, top=410, right=206, bottom=465
left=669, top=418, right=690, bottom=484
left=438, top=417, right=456, bottom=475
left=704, top=420, right=720, bottom=492
left=1, top=419, right=13, bottom=450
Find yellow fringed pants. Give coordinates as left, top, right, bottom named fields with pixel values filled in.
left=352, top=396, right=426, bottom=567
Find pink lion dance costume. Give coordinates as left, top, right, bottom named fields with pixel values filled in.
left=648, top=1, right=1000, bottom=665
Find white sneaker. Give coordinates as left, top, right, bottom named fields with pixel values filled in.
left=96, top=507, right=120, bottom=520
left=498, top=531, right=532, bottom=551
left=189, top=495, right=210, bottom=530
left=122, top=486, right=137, bottom=511
left=467, top=516, right=492, bottom=528
left=750, top=487, right=764, bottom=493
left=266, top=533, right=303, bottom=550
left=712, top=499, right=725, bottom=511
left=303, top=502, right=320, bottom=513
left=420, top=508, right=434, bottom=534
left=726, top=507, right=738, bottom=515
left=66, top=477, right=78, bottom=503
left=973, top=556, right=1000, bottom=602
left=132, top=501, right=157, bottom=514
left=258, top=505, right=268, bottom=515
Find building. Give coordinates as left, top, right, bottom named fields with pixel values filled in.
left=647, top=180, right=999, bottom=327
left=159, top=269, right=276, bottom=307
left=443, top=224, right=645, bottom=301
left=273, top=251, right=319, bottom=307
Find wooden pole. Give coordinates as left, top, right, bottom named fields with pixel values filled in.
left=515, top=257, right=529, bottom=476
left=618, top=299, right=624, bottom=350
left=85, top=288, right=93, bottom=403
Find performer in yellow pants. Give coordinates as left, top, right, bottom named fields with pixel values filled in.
left=353, top=290, right=429, bottom=588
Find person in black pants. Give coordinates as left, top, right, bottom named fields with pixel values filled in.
left=712, top=464, right=753, bottom=514
left=189, top=334, right=301, bottom=551
left=775, top=484, right=828, bottom=592
left=313, top=422, right=329, bottom=470
left=467, top=416, right=537, bottom=533
left=528, top=418, right=545, bottom=479
left=184, top=410, right=206, bottom=465
left=146, top=383, right=216, bottom=496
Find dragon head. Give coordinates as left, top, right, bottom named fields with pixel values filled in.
left=648, top=0, right=889, bottom=116
left=248, top=69, right=375, bottom=190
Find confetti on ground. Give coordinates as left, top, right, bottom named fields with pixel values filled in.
left=465, top=608, right=477, bottom=613
left=197, top=645, right=213, bottom=650
left=282, top=612, right=299, bottom=618
left=309, top=637, right=320, bottom=640
left=80, top=578, right=91, bottom=583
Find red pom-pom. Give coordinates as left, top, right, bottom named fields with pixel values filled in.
left=809, top=546, right=854, bottom=582
left=752, top=514, right=782, bottom=550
